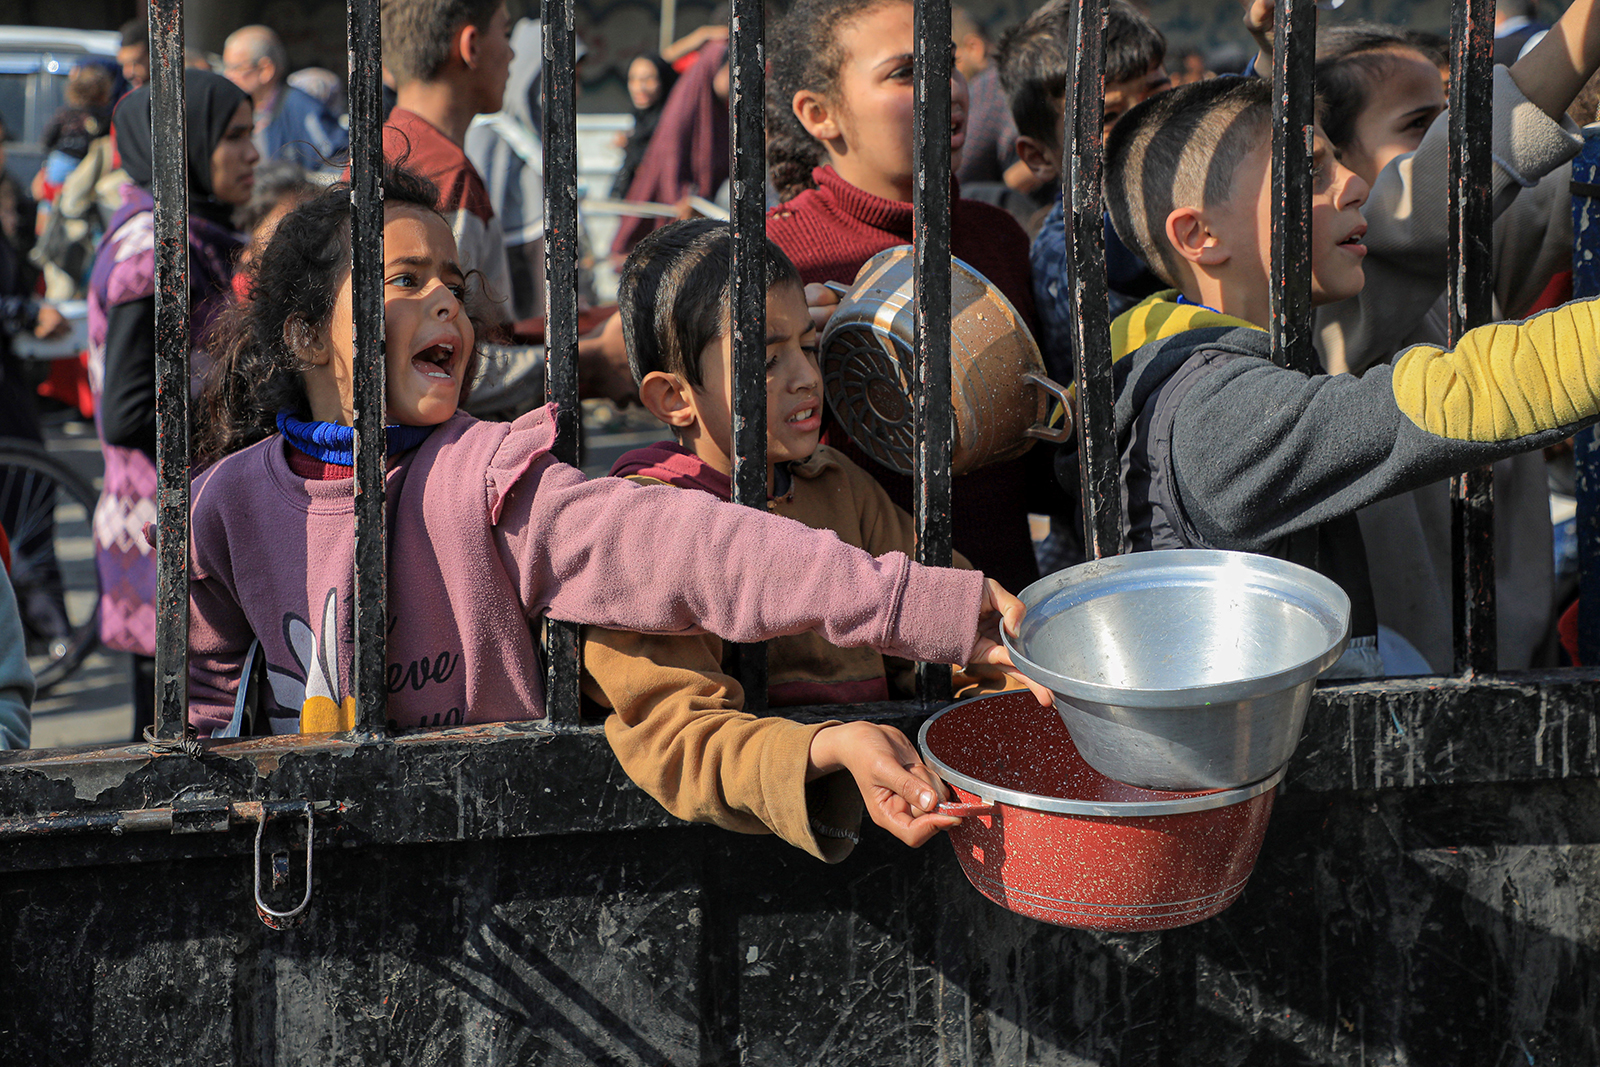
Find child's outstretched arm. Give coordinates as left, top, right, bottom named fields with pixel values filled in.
left=586, top=625, right=875, bottom=862
left=503, top=450, right=1048, bottom=701
left=1505, top=0, right=1600, bottom=122
left=805, top=720, right=960, bottom=848
left=1160, top=299, right=1600, bottom=550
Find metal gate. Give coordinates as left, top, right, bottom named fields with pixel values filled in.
left=1, top=0, right=1597, bottom=1062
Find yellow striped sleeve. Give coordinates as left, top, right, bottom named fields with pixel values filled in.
left=1390, top=298, right=1600, bottom=441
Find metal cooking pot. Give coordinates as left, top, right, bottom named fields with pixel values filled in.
left=1004, top=550, right=1351, bottom=791
left=819, top=246, right=1072, bottom=476
left=919, top=691, right=1282, bottom=932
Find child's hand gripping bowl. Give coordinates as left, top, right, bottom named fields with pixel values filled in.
left=974, top=579, right=1055, bottom=707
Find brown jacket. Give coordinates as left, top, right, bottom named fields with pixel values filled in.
left=583, top=445, right=988, bottom=862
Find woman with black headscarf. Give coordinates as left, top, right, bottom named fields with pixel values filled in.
left=87, top=69, right=258, bottom=738
left=609, top=54, right=678, bottom=200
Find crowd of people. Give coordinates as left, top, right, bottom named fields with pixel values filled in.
left=0, top=0, right=1596, bottom=860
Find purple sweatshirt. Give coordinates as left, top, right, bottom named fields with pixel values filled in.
left=187, top=405, right=987, bottom=735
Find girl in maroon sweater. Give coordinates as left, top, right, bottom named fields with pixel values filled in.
left=764, top=0, right=1057, bottom=593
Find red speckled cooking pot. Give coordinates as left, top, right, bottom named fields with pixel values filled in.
left=918, top=691, right=1283, bottom=932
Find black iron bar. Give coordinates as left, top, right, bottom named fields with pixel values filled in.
left=1572, top=132, right=1600, bottom=666
left=542, top=0, right=584, bottom=727
left=348, top=0, right=389, bottom=735
left=912, top=0, right=953, bottom=705
left=148, top=0, right=188, bottom=740
left=1447, top=0, right=1498, bottom=675
left=1269, top=0, right=1316, bottom=373
left=726, top=0, right=769, bottom=712
left=1065, top=0, right=1121, bottom=560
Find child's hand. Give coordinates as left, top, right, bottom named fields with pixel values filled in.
left=808, top=720, right=961, bottom=847
left=577, top=312, right=638, bottom=407
left=32, top=305, right=68, bottom=340
left=1239, top=0, right=1275, bottom=74
left=804, top=281, right=844, bottom=334
left=969, top=578, right=1055, bottom=706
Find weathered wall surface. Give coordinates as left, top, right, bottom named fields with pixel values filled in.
left=2, top=677, right=1597, bottom=1065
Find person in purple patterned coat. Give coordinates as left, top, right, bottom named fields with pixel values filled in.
left=87, top=70, right=258, bottom=738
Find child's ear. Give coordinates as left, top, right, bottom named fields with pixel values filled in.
left=1165, top=206, right=1230, bottom=268
left=1013, top=136, right=1060, bottom=185
left=793, top=89, right=840, bottom=142
left=285, top=318, right=329, bottom=366
left=454, top=21, right=479, bottom=70
left=639, top=371, right=697, bottom=429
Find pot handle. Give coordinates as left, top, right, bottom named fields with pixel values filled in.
left=936, top=801, right=997, bottom=817
left=1023, top=372, right=1076, bottom=444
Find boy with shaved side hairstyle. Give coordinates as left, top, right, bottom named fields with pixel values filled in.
left=1100, top=76, right=1600, bottom=677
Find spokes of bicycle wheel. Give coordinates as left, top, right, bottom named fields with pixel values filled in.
left=0, top=443, right=102, bottom=693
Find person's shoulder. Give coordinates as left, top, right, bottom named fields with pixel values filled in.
left=794, top=446, right=888, bottom=500
left=384, top=109, right=459, bottom=166
left=421, top=406, right=564, bottom=517
left=281, top=84, right=330, bottom=115
left=766, top=186, right=826, bottom=229
left=191, top=437, right=285, bottom=522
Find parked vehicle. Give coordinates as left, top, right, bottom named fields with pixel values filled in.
left=0, top=27, right=120, bottom=190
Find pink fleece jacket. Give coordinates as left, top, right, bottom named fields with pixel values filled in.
left=186, top=405, right=987, bottom=735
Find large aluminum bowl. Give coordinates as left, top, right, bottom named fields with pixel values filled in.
left=1003, top=550, right=1351, bottom=790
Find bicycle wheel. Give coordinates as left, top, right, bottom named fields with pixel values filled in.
left=0, top=440, right=101, bottom=692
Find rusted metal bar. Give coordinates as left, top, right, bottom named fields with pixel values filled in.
left=0, top=800, right=343, bottom=842
left=1573, top=130, right=1600, bottom=666
left=912, top=0, right=953, bottom=705
left=542, top=0, right=583, bottom=728
left=1268, top=0, right=1315, bottom=373
left=1447, top=0, right=1497, bottom=675
left=147, top=0, right=188, bottom=740
left=348, top=0, right=389, bottom=735
left=1065, top=0, right=1122, bottom=560
left=726, top=0, right=769, bottom=712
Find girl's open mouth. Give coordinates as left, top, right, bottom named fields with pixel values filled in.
left=412, top=342, right=456, bottom=380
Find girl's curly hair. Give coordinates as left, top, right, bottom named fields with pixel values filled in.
left=766, top=0, right=904, bottom=202
left=195, top=165, right=489, bottom=466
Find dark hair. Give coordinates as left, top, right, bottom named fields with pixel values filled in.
left=381, top=0, right=503, bottom=85
left=66, top=64, right=113, bottom=109
left=1104, top=76, right=1272, bottom=286
left=235, top=159, right=319, bottom=234
left=195, top=166, right=486, bottom=465
left=618, top=219, right=802, bottom=390
left=1315, top=24, right=1446, bottom=152
left=119, top=19, right=148, bottom=48
left=996, top=0, right=1166, bottom=152
left=767, top=0, right=904, bottom=202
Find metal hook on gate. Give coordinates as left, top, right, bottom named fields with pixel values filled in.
left=253, top=801, right=314, bottom=929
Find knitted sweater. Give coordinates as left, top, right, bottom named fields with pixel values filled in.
left=765, top=166, right=1048, bottom=592
left=187, top=406, right=988, bottom=736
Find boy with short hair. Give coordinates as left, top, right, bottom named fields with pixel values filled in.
left=582, top=220, right=1014, bottom=862
left=380, top=0, right=635, bottom=412
left=998, top=0, right=1170, bottom=380
left=1101, top=75, right=1600, bottom=675
left=380, top=0, right=514, bottom=306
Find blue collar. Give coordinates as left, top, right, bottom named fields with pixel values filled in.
left=1175, top=293, right=1225, bottom=316
left=277, top=410, right=437, bottom=466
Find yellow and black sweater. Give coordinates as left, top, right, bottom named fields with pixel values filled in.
left=1111, top=292, right=1600, bottom=639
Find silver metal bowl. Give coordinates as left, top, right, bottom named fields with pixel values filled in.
left=1002, top=550, right=1351, bottom=790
